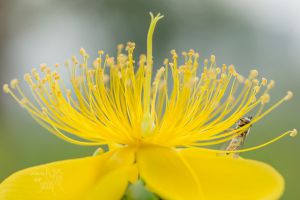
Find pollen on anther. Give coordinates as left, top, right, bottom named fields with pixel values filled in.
left=222, top=64, right=227, bottom=72
left=262, top=78, right=267, bottom=86
left=79, top=48, right=87, bottom=56
left=23, top=73, right=31, bottom=81
left=228, top=65, right=235, bottom=74
left=253, top=86, right=260, bottom=93
left=267, top=80, right=275, bottom=89
left=10, top=79, right=19, bottom=89
left=250, top=70, right=259, bottom=78
left=3, top=84, right=10, bottom=93
left=210, top=55, right=216, bottom=63
left=261, top=94, right=270, bottom=104
left=237, top=75, right=245, bottom=83
left=290, top=129, right=297, bottom=137
left=284, top=91, right=293, bottom=101
left=40, top=64, right=47, bottom=72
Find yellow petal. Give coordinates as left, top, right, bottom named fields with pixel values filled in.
left=128, top=164, right=139, bottom=184
left=85, top=165, right=132, bottom=200
left=0, top=147, right=134, bottom=200
left=137, top=146, right=204, bottom=200
left=181, top=148, right=284, bottom=200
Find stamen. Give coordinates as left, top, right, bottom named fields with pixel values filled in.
left=190, top=129, right=297, bottom=154
left=226, top=129, right=297, bottom=153
left=3, top=13, right=294, bottom=151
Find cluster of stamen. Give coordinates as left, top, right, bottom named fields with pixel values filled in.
left=3, top=13, right=296, bottom=152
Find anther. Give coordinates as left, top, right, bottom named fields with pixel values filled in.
left=94, top=58, right=100, bottom=65
left=163, top=58, right=169, bottom=66
left=40, top=64, right=47, bottom=72
left=284, top=91, right=293, bottom=101
left=267, top=80, right=275, bottom=89
left=262, top=78, right=267, bottom=86
left=79, top=48, right=87, bottom=56
left=106, top=57, right=115, bottom=66
left=72, top=56, right=78, bottom=64
left=260, top=94, right=270, bottom=104
left=188, top=49, right=195, bottom=57
left=117, top=44, right=124, bottom=54
left=10, top=79, right=19, bottom=89
left=170, top=49, right=178, bottom=59
left=3, top=84, right=10, bottom=93
left=290, top=129, right=297, bottom=137
left=55, top=63, right=59, bottom=68
left=253, top=86, right=260, bottom=93
left=237, top=75, right=245, bottom=83
left=250, top=70, right=259, bottom=78
left=228, top=65, right=235, bottom=74
left=222, top=64, right=227, bottom=72
left=52, top=71, right=60, bottom=80
left=204, top=59, right=208, bottom=66
left=210, top=55, right=216, bottom=64
left=126, top=42, right=135, bottom=51
left=24, top=73, right=31, bottom=82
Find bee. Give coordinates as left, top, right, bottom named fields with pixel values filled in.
left=225, top=116, right=253, bottom=158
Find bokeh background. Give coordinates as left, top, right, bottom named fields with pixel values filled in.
left=0, top=0, right=299, bottom=199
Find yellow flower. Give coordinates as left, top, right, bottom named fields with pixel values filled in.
left=1, top=13, right=297, bottom=200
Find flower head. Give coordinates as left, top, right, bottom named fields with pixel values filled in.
left=1, top=13, right=296, bottom=200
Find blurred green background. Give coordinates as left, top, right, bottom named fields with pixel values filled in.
left=0, top=0, right=299, bottom=199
